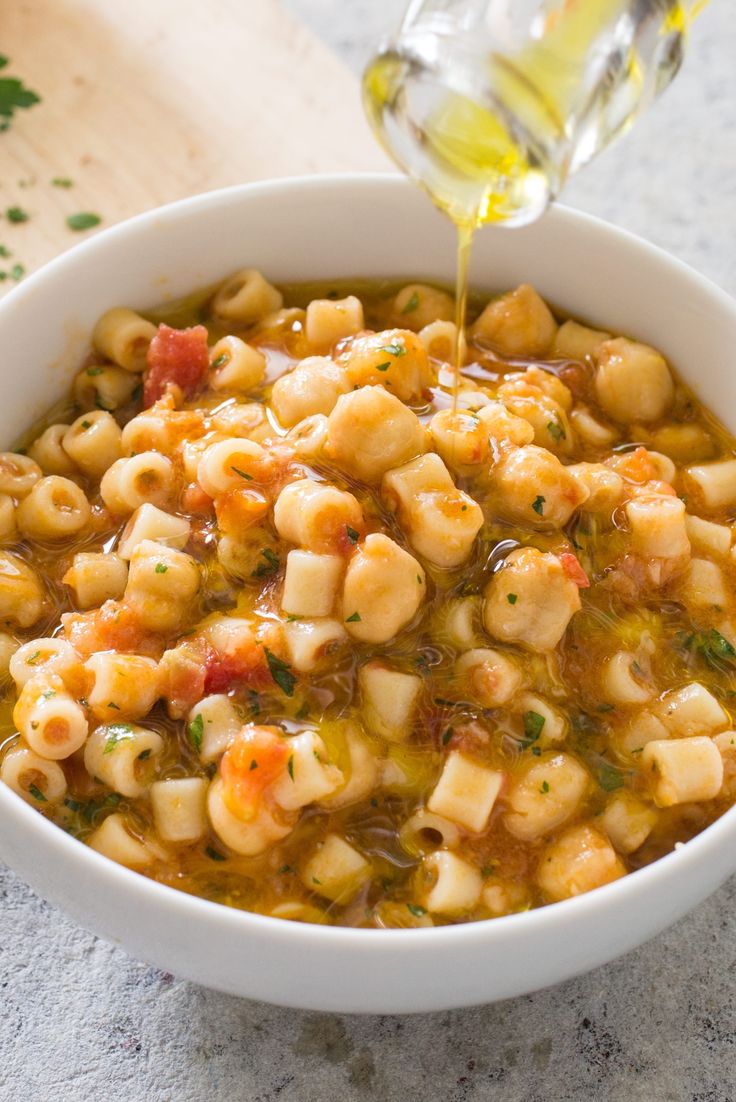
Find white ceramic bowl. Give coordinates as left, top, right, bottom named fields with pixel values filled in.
left=1, top=175, right=735, bottom=1014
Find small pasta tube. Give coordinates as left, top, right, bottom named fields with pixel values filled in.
left=84, top=723, right=163, bottom=797
left=319, top=725, right=379, bottom=811
left=92, top=308, right=157, bottom=372
left=207, top=776, right=293, bottom=855
left=601, top=651, right=653, bottom=706
left=87, top=813, right=159, bottom=868
left=537, top=823, right=626, bottom=902
left=305, top=295, right=364, bottom=352
left=552, top=319, right=610, bottom=360
left=187, top=694, right=242, bottom=763
left=683, top=458, right=736, bottom=512
left=16, top=476, right=91, bottom=541
left=299, top=833, right=371, bottom=902
left=600, top=792, right=657, bottom=854
left=27, top=425, right=77, bottom=476
left=10, top=637, right=81, bottom=690
left=421, top=851, right=482, bottom=916
left=281, top=550, right=343, bottom=618
left=209, top=335, right=266, bottom=391
left=63, top=552, right=128, bottom=609
left=514, top=693, right=566, bottom=745
left=100, top=452, right=177, bottom=515
left=270, top=731, right=342, bottom=811
left=124, top=539, right=200, bottom=633
left=117, top=503, right=190, bottom=560
left=428, top=751, right=504, bottom=833
left=211, top=269, right=283, bottom=324
left=455, top=648, right=522, bottom=708
left=685, top=514, right=731, bottom=557
left=74, top=362, right=139, bottom=412
left=655, top=682, right=728, bottom=738
left=85, top=652, right=160, bottom=721
left=0, top=452, right=41, bottom=497
left=282, top=618, right=347, bottom=672
left=359, top=662, right=422, bottom=741
left=0, top=744, right=67, bottom=805
left=13, top=673, right=88, bottom=760
left=62, top=412, right=123, bottom=478
left=625, top=495, right=690, bottom=560
left=641, top=737, right=723, bottom=806
left=0, top=552, right=45, bottom=627
left=120, top=411, right=179, bottom=457
left=151, top=777, right=208, bottom=842
left=197, top=437, right=266, bottom=497
left=0, top=494, right=17, bottom=542
left=399, top=808, right=460, bottom=856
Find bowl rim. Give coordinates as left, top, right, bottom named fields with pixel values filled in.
left=1, top=171, right=736, bottom=953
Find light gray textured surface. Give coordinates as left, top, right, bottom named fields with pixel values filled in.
left=3, top=3, right=736, bottom=1100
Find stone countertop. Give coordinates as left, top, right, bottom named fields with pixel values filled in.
left=3, top=4, right=736, bottom=1100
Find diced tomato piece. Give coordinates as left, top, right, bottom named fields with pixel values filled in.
left=214, top=488, right=269, bottom=535
left=559, top=552, right=590, bottom=588
left=204, top=643, right=271, bottom=694
left=143, top=324, right=210, bottom=406
left=220, top=725, right=289, bottom=816
left=62, top=600, right=161, bottom=657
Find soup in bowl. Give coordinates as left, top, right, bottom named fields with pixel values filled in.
left=0, top=175, right=735, bottom=1012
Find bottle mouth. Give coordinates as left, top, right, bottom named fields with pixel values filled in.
left=363, top=29, right=570, bottom=227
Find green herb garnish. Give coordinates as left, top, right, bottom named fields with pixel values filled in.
left=66, top=212, right=101, bottom=232
left=531, top=495, right=545, bottom=516
left=345, top=611, right=361, bottom=623
left=188, top=713, right=204, bottom=753
left=51, top=177, right=74, bottom=188
left=547, top=421, right=565, bottom=443
left=442, top=727, right=454, bottom=746
left=28, top=783, right=47, bottom=802
left=251, top=547, right=279, bottom=578
left=154, top=563, right=168, bottom=574
left=598, top=762, right=625, bottom=792
left=103, top=723, right=134, bottom=754
left=507, top=593, right=518, bottom=605
left=400, top=291, right=420, bottom=314
left=287, top=755, right=295, bottom=781
left=264, top=648, right=296, bottom=697
left=211, top=353, right=228, bottom=370
left=205, top=846, right=226, bottom=861
left=345, top=525, right=359, bottom=544
left=520, top=711, right=545, bottom=748
left=540, top=780, right=550, bottom=794
left=407, top=903, right=426, bottom=917
left=6, top=206, right=29, bottom=223
left=381, top=341, right=406, bottom=357
left=230, top=465, right=253, bottom=480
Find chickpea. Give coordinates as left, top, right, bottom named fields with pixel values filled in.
left=595, top=338, right=674, bottom=423
left=567, top=463, right=624, bottom=514
left=553, top=319, right=611, bottom=361
left=504, top=752, right=590, bottom=841
left=270, top=356, right=349, bottom=428
left=326, top=386, right=428, bottom=483
left=341, top=533, right=426, bottom=644
left=483, top=547, right=581, bottom=652
left=339, top=329, right=432, bottom=403
left=537, top=824, right=625, bottom=902
left=471, top=283, right=557, bottom=357
left=491, top=445, right=588, bottom=529
left=498, top=366, right=573, bottom=413
left=382, top=453, right=484, bottom=569
left=390, top=283, right=454, bottom=331
left=476, top=401, right=534, bottom=447
left=499, top=392, right=574, bottom=456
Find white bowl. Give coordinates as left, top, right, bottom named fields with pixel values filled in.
left=1, top=175, right=735, bottom=1014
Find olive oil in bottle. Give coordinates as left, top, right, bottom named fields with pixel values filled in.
left=363, top=0, right=707, bottom=388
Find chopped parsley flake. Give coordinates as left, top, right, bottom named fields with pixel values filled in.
left=442, top=726, right=454, bottom=746
left=80, top=420, right=92, bottom=429
left=51, top=176, right=74, bottom=188
left=287, top=755, right=295, bottom=781
left=507, top=593, right=518, bottom=605
left=249, top=759, right=258, bottom=771
left=345, top=524, right=359, bottom=544
left=26, top=650, right=41, bottom=665
left=540, top=780, right=550, bottom=794
left=230, top=465, right=253, bottom=480
left=154, top=562, right=168, bottom=574
left=28, top=783, right=47, bottom=802
left=400, top=291, right=420, bottom=314
left=205, top=846, right=226, bottom=861
left=521, top=711, right=545, bottom=748
left=685, top=628, right=736, bottom=669
left=375, top=361, right=391, bottom=372
left=345, top=611, right=361, bottom=623
left=5, top=206, right=29, bottom=223
left=264, top=647, right=297, bottom=697
left=547, top=420, right=565, bottom=443
left=188, top=713, right=204, bottom=753
left=598, top=762, right=625, bottom=792
left=381, top=341, right=407, bottom=357
left=86, top=366, right=104, bottom=376
left=66, top=211, right=101, bottom=232
left=278, top=864, right=292, bottom=874
left=252, top=547, right=280, bottom=578
left=0, top=65, right=41, bottom=130
left=407, top=903, right=426, bottom=917
left=103, top=722, right=134, bottom=754
left=211, top=353, right=228, bottom=369
left=531, top=495, right=545, bottom=516
left=9, top=263, right=23, bottom=281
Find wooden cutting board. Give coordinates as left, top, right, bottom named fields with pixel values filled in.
left=0, top=0, right=390, bottom=285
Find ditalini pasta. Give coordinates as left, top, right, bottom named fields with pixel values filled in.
left=1, top=271, right=736, bottom=927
